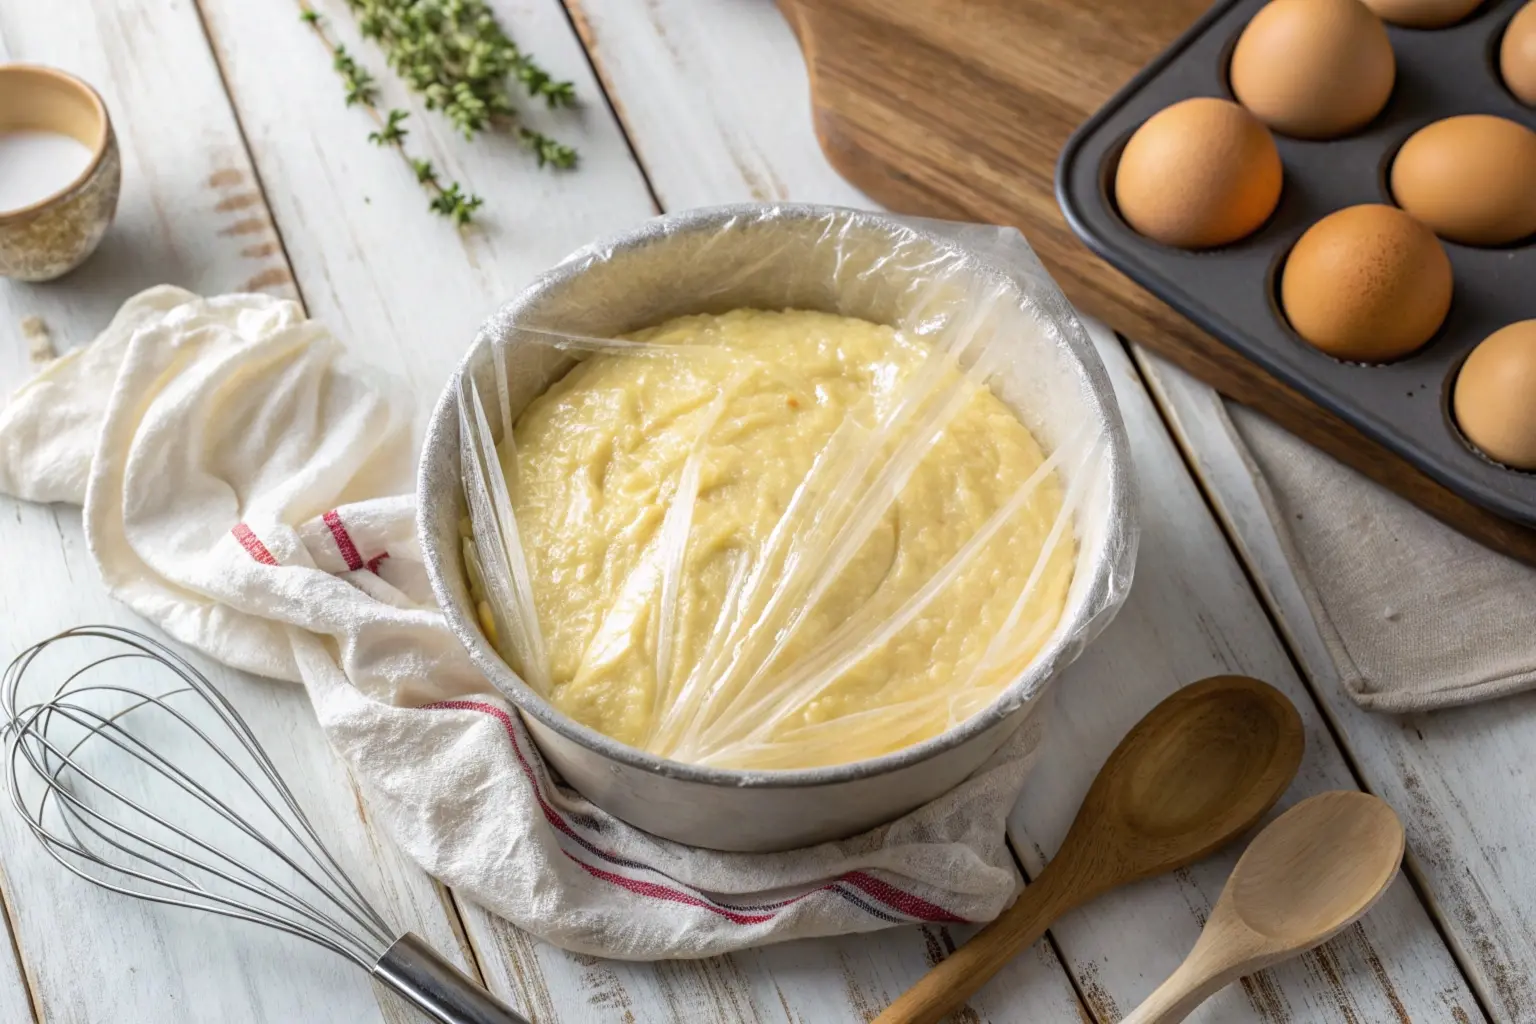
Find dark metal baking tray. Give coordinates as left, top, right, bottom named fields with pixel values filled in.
left=1057, top=0, right=1536, bottom=527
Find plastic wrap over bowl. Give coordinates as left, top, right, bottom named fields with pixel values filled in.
left=419, top=204, right=1137, bottom=852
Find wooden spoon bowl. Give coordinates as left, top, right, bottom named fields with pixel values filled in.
left=1229, top=790, right=1404, bottom=943
left=1101, top=677, right=1300, bottom=855
left=874, top=674, right=1305, bottom=1024
left=1122, top=790, right=1406, bottom=1024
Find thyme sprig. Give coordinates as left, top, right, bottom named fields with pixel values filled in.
left=519, top=127, right=577, bottom=170
left=345, top=0, right=578, bottom=166
left=367, top=108, right=410, bottom=146
left=332, top=45, right=378, bottom=106
left=299, top=4, right=484, bottom=227
left=429, top=182, right=484, bottom=226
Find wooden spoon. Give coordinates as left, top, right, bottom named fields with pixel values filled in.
left=1122, top=790, right=1405, bottom=1023
left=873, top=674, right=1304, bottom=1024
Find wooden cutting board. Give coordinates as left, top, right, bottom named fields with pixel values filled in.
left=778, top=0, right=1536, bottom=566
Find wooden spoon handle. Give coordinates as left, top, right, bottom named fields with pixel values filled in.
left=1119, top=963, right=1215, bottom=1024
left=873, top=870, right=1076, bottom=1024
left=1120, top=954, right=1257, bottom=1024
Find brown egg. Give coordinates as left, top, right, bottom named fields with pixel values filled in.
left=1281, top=204, right=1452, bottom=362
left=1361, top=0, right=1481, bottom=27
left=1114, top=97, right=1283, bottom=249
left=1391, top=115, right=1536, bottom=245
left=1503, top=0, right=1536, bottom=106
left=1230, top=0, right=1396, bottom=139
left=1454, top=321, right=1536, bottom=469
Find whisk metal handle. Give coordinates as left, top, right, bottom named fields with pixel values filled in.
left=372, top=933, right=531, bottom=1024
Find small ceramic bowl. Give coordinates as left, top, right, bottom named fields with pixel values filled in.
left=0, top=64, right=120, bottom=282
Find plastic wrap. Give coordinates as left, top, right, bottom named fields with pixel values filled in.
left=456, top=209, right=1133, bottom=772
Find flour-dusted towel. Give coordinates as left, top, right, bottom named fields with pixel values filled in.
left=1224, top=403, right=1536, bottom=712
left=0, top=286, right=1040, bottom=959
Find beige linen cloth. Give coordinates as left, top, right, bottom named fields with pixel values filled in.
left=1220, top=403, right=1536, bottom=712
left=0, top=285, right=1038, bottom=960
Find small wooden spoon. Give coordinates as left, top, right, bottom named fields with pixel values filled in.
left=1121, top=790, right=1405, bottom=1024
left=874, top=675, right=1304, bottom=1024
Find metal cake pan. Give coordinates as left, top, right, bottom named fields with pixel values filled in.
left=418, top=203, right=1137, bottom=852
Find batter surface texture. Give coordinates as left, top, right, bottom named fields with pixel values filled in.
left=497, top=308, right=1073, bottom=769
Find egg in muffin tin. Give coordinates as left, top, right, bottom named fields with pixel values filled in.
left=1058, top=0, right=1536, bottom=526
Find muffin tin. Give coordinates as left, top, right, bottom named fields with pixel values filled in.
left=1057, top=0, right=1536, bottom=527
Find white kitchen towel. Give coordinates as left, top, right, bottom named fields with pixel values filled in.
left=1223, top=403, right=1536, bottom=712
left=0, top=285, right=1037, bottom=960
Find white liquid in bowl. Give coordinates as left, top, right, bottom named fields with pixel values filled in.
left=0, top=130, right=94, bottom=213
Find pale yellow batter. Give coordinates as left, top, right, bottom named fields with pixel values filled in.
left=489, top=309, right=1073, bottom=770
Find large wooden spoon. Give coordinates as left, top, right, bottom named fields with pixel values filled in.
left=1121, top=790, right=1405, bottom=1023
left=874, top=675, right=1304, bottom=1024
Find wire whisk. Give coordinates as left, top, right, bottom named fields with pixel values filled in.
left=2, top=625, right=529, bottom=1024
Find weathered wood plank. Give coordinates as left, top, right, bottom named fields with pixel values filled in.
left=193, top=0, right=656, bottom=440
left=1013, top=318, right=1485, bottom=1023
left=1139, top=349, right=1536, bottom=1024
left=192, top=0, right=1091, bottom=1019
left=464, top=898, right=1090, bottom=1024
left=0, top=2, right=481, bottom=1021
left=564, top=0, right=1488, bottom=1019
left=0, top=872, right=38, bottom=1022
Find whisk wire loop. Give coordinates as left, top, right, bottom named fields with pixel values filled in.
left=2, top=624, right=531, bottom=1024
left=12, top=695, right=386, bottom=966
left=2, top=627, right=395, bottom=963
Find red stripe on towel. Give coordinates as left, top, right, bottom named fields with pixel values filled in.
left=844, top=871, right=965, bottom=923
left=231, top=523, right=277, bottom=565
left=322, top=509, right=364, bottom=571
left=365, top=552, right=390, bottom=575
left=563, top=853, right=775, bottom=924
left=421, top=698, right=966, bottom=925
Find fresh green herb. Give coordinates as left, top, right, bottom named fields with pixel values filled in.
left=428, top=182, right=484, bottom=226
left=519, top=127, right=576, bottom=170
left=332, top=45, right=378, bottom=107
left=368, top=108, right=410, bottom=146
left=299, top=5, right=484, bottom=227
left=342, top=0, right=578, bottom=162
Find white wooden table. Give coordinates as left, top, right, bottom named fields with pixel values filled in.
left=0, top=1, right=1528, bottom=1021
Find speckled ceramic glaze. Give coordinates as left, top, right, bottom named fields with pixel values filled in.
left=0, top=64, right=121, bottom=282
